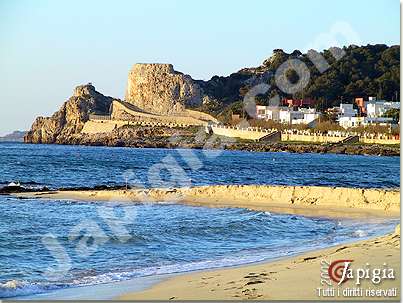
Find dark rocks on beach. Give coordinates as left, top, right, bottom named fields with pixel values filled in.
left=0, top=185, right=49, bottom=194
left=35, top=128, right=399, bottom=156
left=208, top=141, right=398, bottom=156
left=57, top=185, right=130, bottom=191
left=0, top=184, right=134, bottom=195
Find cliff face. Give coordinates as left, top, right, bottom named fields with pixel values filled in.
left=24, top=84, right=114, bottom=144
left=125, top=63, right=202, bottom=115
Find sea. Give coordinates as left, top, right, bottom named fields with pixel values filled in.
left=0, top=143, right=400, bottom=299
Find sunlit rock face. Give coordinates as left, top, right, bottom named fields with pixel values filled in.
left=125, top=63, right=202, bottom=115
left=24, top=84, right=114, bottom=144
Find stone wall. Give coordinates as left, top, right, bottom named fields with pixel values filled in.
left=359, top=137, right=400, bottom=145
left=81, top=99, right=220, bottom=135
left=81, top=120, right=121, bottom=134
left=185, top=109, right=219, bottom=124
left=210, top=125, right=277, bottom=141
left=209, top=125, right=401, bottom=145
left=110, top=100, right=212, bottom=126
left=81, top=119, right=202, bottom=135
left=280, top=133, right=348, bottom=143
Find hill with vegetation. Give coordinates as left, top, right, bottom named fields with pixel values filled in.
left=195, top=44, right=399, bottom=121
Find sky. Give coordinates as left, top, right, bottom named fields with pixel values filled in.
left=0, top=0, right=400, bottom=135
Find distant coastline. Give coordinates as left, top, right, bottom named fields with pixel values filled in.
left=16, top=140, right=400, bottom=157
left=0, top=130, right=26, bottom=142
left=22, top=45, right=400, bottom=159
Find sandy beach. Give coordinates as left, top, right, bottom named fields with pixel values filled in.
left=118, top=227, right=400, bottom=301
left=12, top=185, right=400, bottom=300
left=14, top=184, right=400, bottom=218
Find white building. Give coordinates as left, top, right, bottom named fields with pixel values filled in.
left=280, top=108, right=320, bottom=125
left=255, top=105, right=320, bottom=126
left=338, top=99, right=398, bottom=128
left=339, top=116, right=365, bottom=128
left=338, top=103, right=360, bottom=128
left=339, top=116, right=394, bottom=129
left=279, top=109, right=304, bottom=124
left=256, top=105, right=268, bottom=119
left=296, top=108, right=321, bottom=125
left=339, top=103, right=357, bottom=117
left=255, top=105, right=281, bottom=121
left=366, top=101, right=400, bottom=118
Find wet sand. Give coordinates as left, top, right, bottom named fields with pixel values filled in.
left=118, top=227, right=400, bottom=301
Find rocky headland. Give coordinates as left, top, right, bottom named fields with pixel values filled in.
left=24, top=63, right=211, bottom=145
left=24, top=47, right=400, bottom=156
left=24, top=84, right=115, bottom=144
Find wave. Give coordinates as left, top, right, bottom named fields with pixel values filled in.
left=0, top=248, right=290, bottom=299
left=353, top=229, right=368, bottom=237
left=1, top=223, right=397, bottom=299
left=0, top=180, right=51, bottom=194
left=0, top=201, right=397, bottom=299
left=0, top=280, right=59, bottom=299
left=5, top=221, right=384, bottom=300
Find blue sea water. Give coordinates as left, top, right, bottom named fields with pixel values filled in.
left=0, top=143, right=400, bottom=298
left=0, top=143, right=400, bottom=189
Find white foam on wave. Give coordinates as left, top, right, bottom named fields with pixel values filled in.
left=353, top=229, right=368, bottom=237
left=1, top=211, right=397, bottom=299
left=0, top=250, right=280, bottom=299
left=0, top=280, right=52, bottom=299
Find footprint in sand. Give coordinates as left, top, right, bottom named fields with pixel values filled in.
left=245, top=280, right=264, bottom=286
left=201, top=276, right=214, bottom=280
left=241, top=287, right=262, bottom=299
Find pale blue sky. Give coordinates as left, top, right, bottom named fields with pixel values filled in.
left=0, top=0, right=400, bottom=135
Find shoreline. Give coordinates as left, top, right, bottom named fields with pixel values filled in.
left=8, top=184, right=401, bottom=300
left=117, top=227, right=400, bottom=301
left=20, top=229, right=398, bottom=301
left=12, top=184, right=400, bottom=218
left=10, top=141, right=400, bottom=157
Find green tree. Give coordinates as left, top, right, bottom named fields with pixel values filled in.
left=383, top=108, right=400, bottom=122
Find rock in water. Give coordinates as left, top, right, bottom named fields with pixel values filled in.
left=24, top=84, right=115, bottom=144
left=125, top=63, right=202, bottom=115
